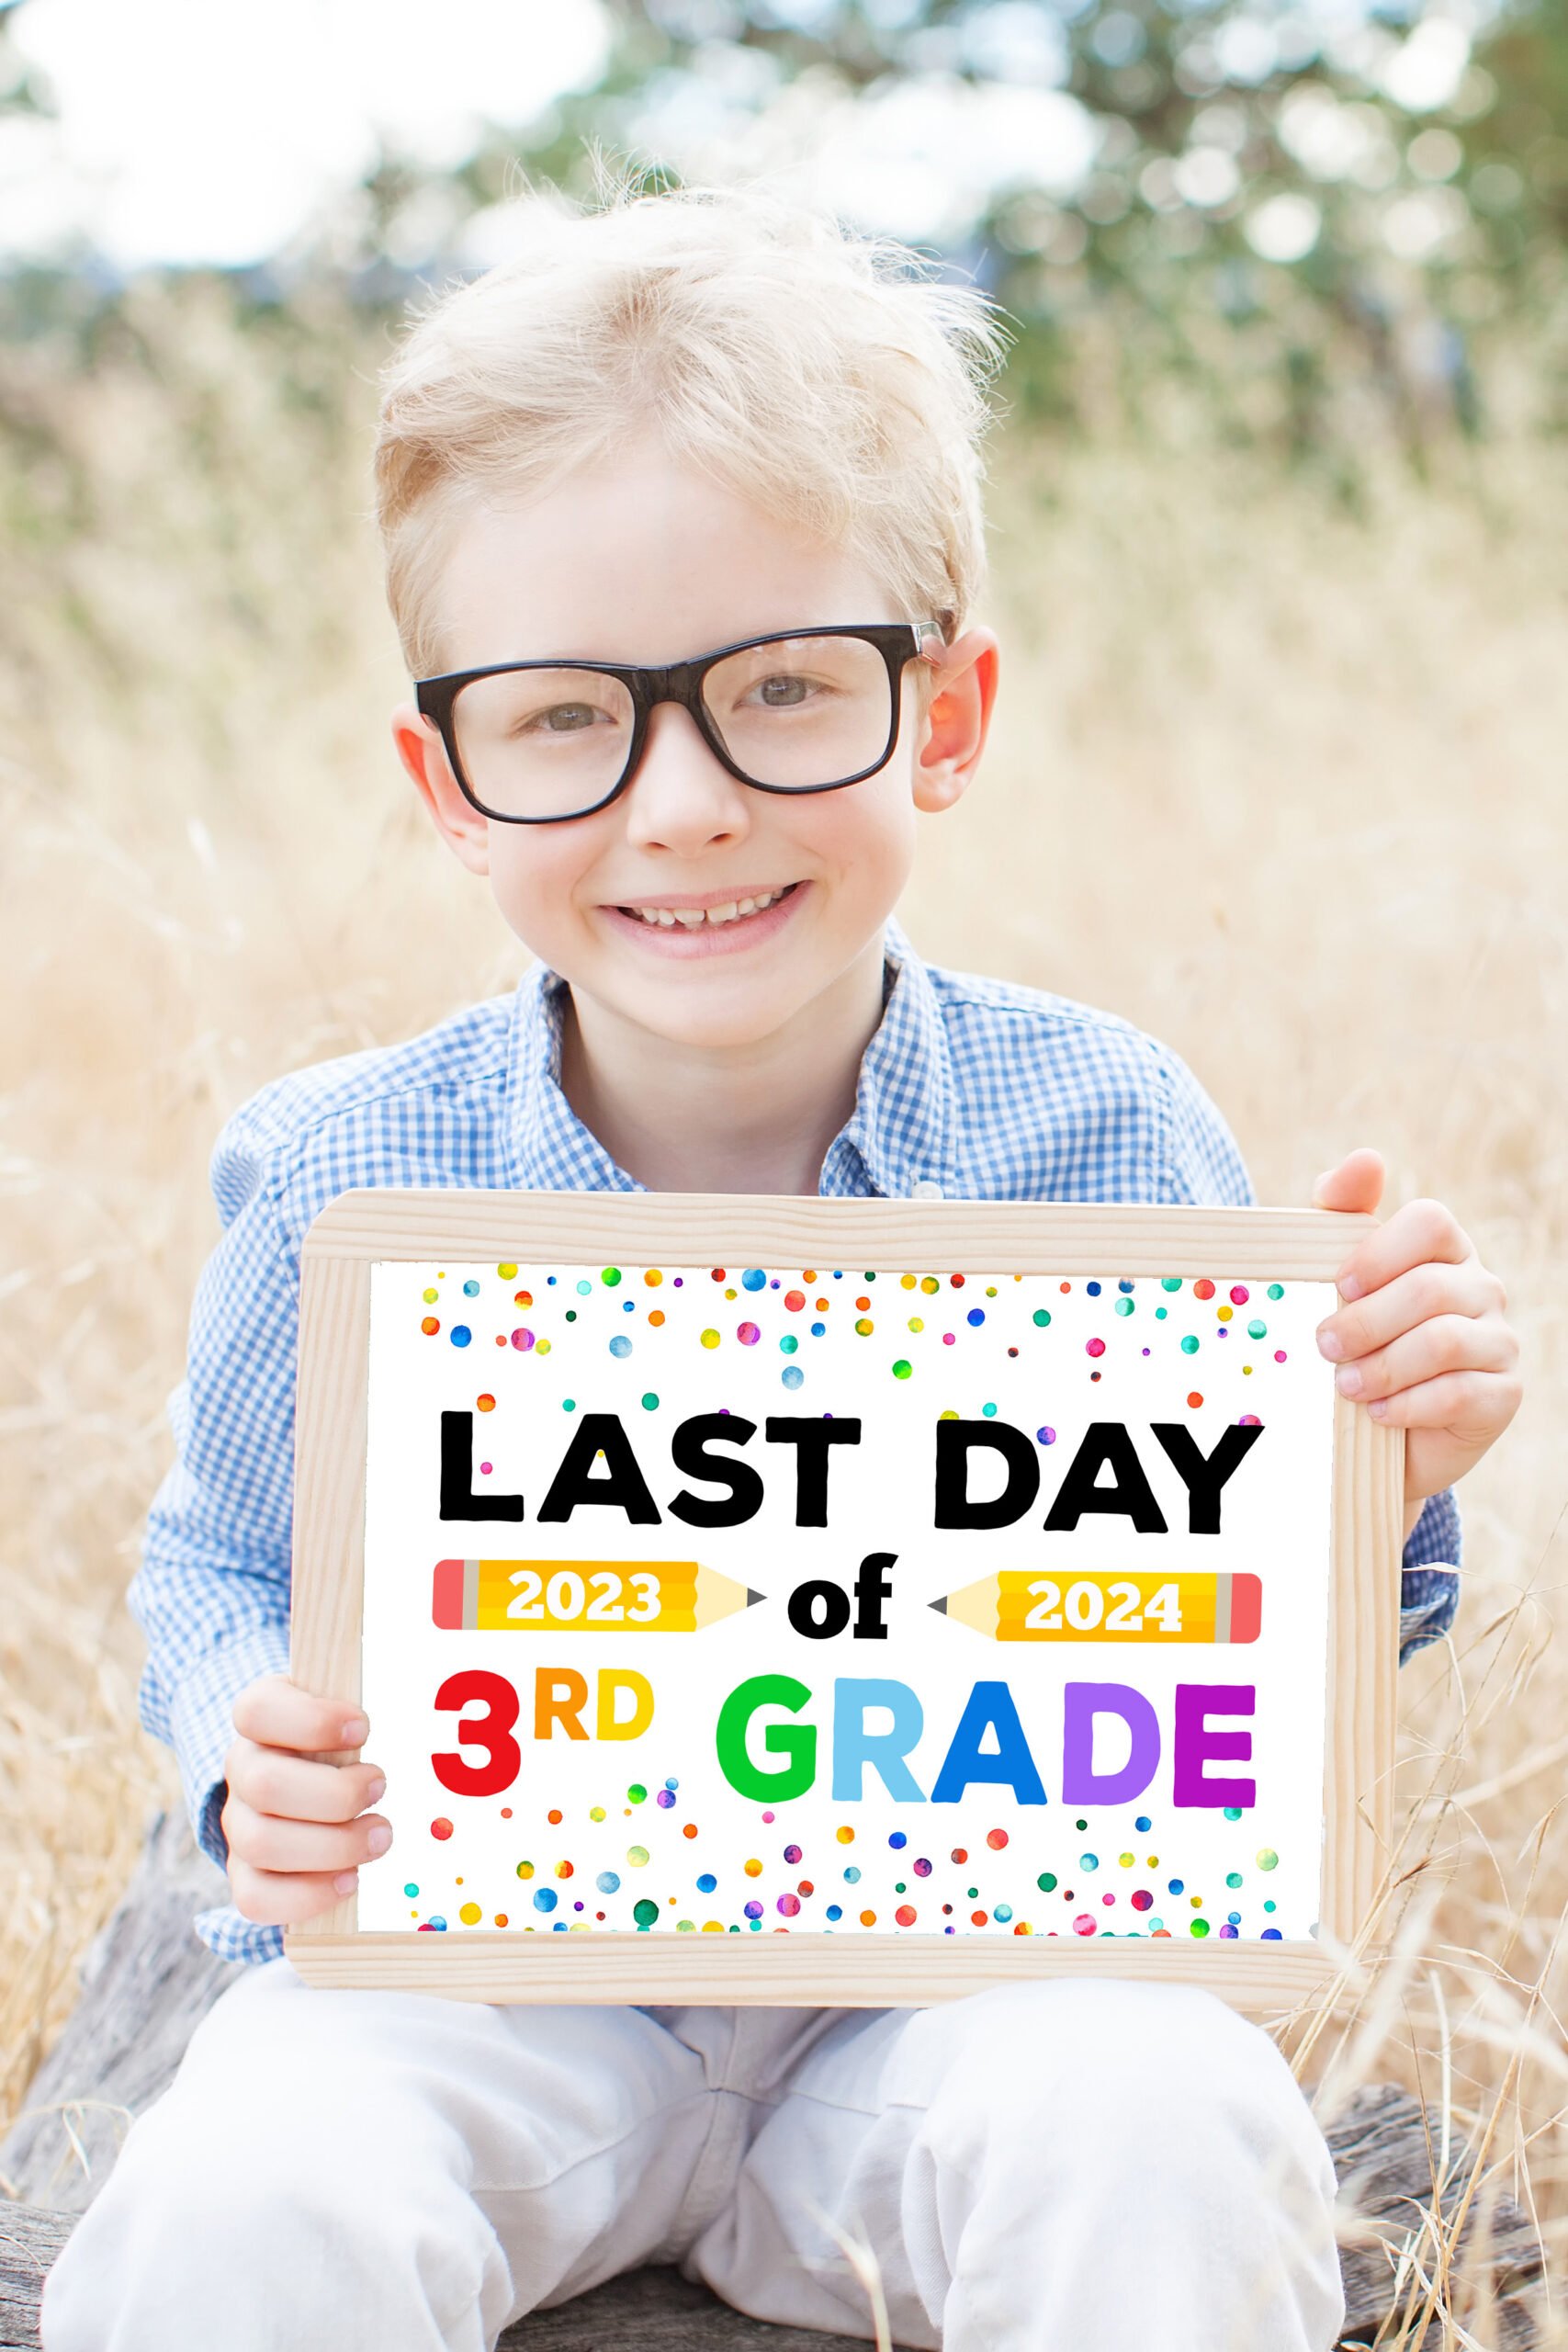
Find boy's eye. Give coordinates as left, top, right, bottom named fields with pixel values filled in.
left=529, top=702, right=602, bottom=733
left=740, top=673, right=826, bottom=710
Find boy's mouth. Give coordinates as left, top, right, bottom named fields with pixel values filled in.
left=601, top=880, right=806, bottom=956
left=615, top=883, right=798, bottom=930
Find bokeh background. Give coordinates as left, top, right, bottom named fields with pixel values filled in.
left=2, top=0, right=1564, bottom=2340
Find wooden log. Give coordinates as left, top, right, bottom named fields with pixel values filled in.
left=0, top=1810, right=1547, bottom=2348
left=0, top=2208, right=73, bottom=2352
left=1329, top=2081, right=1543, bottom=2347
left=0, top=2200, right=884, bottom=2352
left=0, top=1809, right=244, bottom=2213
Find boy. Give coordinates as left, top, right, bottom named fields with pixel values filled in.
left=41, top=175, right=1518, bottom=2352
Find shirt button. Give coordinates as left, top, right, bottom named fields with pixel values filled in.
left=911, top=1179, right=943, bottom=1200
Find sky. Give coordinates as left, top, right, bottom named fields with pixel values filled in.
left=0, top=0, right=614, bottom=267
left=0, top=0, right=1108, bottom=266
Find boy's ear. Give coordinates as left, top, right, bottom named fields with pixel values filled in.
left=390, top=705, right=491, bottom=876
left=911, top=627, right=999, bottom=814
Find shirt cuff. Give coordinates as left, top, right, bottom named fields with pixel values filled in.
left=1398, top=1487, right=1460, bottom=1665
left=193, top=1904, right=287, bottom=1968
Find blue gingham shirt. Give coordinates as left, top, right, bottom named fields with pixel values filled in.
left=130, top=916, right=1461, bottom=1965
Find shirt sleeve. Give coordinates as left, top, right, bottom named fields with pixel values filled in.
left=1152, top=1039, right=1461, bottom=1667
left=127, top=1102, right=300, bottom=1966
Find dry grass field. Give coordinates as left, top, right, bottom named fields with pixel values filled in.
left=1, top=275, right=1563, bottom=2343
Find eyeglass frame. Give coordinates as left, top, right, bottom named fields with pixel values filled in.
left=414, top=619, right=949, bottom=825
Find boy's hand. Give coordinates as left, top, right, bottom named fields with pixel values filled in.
left=220, top=1674, right=390, bottom=1928
left=1312, top=1148, right=1521, bottom=1535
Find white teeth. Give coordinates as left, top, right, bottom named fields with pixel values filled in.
left=628, top=888, right=790, bottom=930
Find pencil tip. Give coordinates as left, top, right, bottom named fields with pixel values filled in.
left=747, top=1589, right=765, bottom=1607
left=929, top=1596, right=947, bottom=1614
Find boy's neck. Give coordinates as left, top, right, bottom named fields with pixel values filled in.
left=557, top=937, right=889, bottom=1197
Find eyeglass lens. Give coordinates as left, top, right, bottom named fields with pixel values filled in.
left=449, top=633, right=896, bottom=820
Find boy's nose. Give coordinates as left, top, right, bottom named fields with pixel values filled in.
left=619, top=703, right=753, bottom=854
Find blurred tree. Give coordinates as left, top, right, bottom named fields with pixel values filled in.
left=0, top=0, right=45, bottom=119
left=400, top=0, right=1565, bottom=451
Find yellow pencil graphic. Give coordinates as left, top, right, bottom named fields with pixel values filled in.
left=432, top=1558, right=763, bottom=1634
left=931, top=1569, right=1261, bottom=1645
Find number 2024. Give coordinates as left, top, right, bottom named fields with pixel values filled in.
left=1024, top=1578, right=1183, bottom=1633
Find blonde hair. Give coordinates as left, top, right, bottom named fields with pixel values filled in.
left=372, top=163, right=1014, bottom=680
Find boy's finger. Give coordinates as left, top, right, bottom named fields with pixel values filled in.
left=1365, top=1366, right=1522, bottom=1436
left=229, top=1745, right=387, bottom=1824
left=228, top=1855, right=365, bottom=1928
left=1326, top=1313, right=1509, bottom=1406
left=1311, top=1148, right=1385, bottom=1215
left=1315, top=1260, right=1501, bottom=1363
left=1331, top=1198, right=1473, bottom=1302
left=231, top=1674, right=369, bottom=1756
left=222, top=1791, right=391, bottom=1877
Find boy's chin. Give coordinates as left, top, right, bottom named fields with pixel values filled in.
left=593, top=978, right=809, bottom=1057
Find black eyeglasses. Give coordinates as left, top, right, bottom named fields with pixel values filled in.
left=415, top=620, right=947, bottom=824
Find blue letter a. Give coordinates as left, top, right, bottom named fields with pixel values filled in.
left=931, top=1679, right=1047, bottom=1806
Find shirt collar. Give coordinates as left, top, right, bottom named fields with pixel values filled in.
left=502, top=910, right=958, bottom=1202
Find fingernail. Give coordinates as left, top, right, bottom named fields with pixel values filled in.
left=333, top=1870, right=359, bottom=1894
left=1335, top=1364, right=1363, bottom=1396
left=1337, top=1274, right=1363, bottom=1302
left=367, top=1776, right=387, bottom=1804
left=367, top=1824, right=392, bottom=1857
left=342, top=1715, right=369, bottom=1745
left=1368, top=1398, right=1389, bottom=1419
left=1315, top=1328, right=1344, bottom=1360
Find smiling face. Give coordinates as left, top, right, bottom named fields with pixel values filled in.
left=391, top=435, right=997, bottom=1062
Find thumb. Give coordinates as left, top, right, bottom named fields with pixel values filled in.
left=1312, top=1148, right=1386, bottom=1215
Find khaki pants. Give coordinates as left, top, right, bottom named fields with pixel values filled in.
left=40, top=1960, right=1344, bottom=2351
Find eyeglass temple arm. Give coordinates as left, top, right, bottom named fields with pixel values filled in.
left=913, top=619, right=948, bottom=663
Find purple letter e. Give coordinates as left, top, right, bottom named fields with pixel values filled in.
left=1173, top=1683, right=1256, bottom=1809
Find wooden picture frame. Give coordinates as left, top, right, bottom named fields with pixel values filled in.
left=285, top=1191, right=1402, bottom=2014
